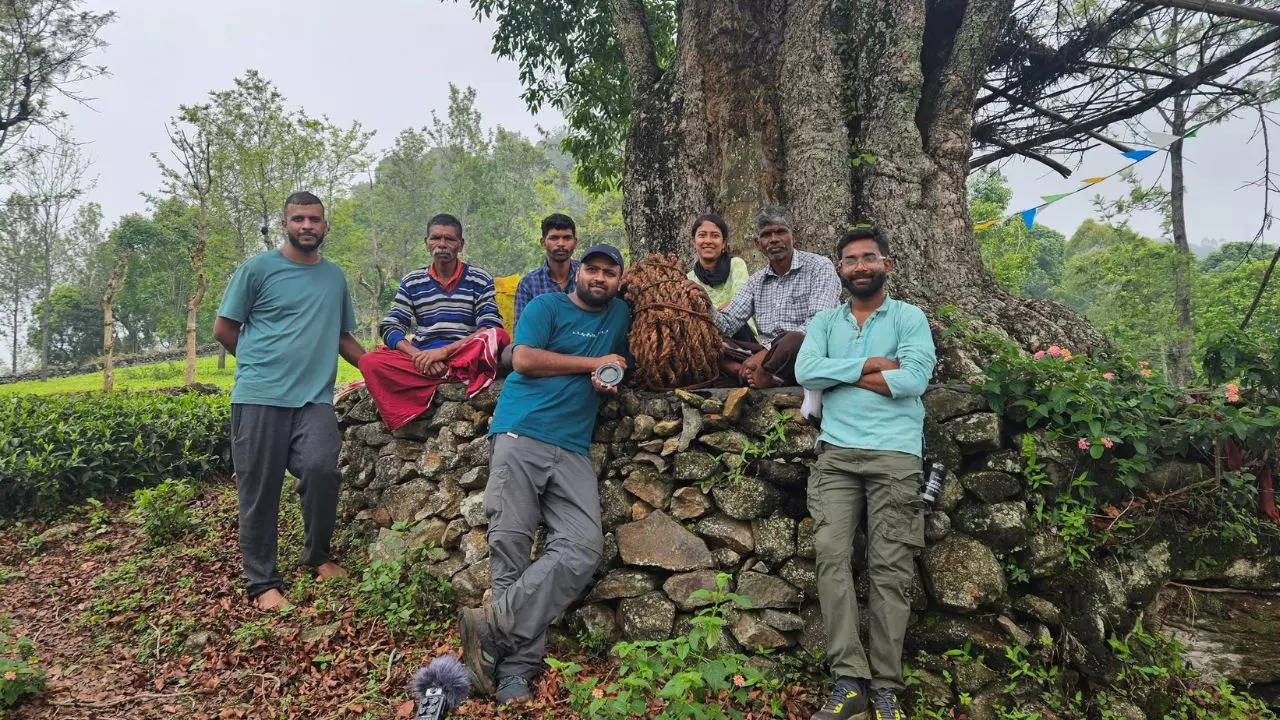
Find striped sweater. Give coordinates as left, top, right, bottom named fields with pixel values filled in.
left=379, top=263, right=503, bottom=350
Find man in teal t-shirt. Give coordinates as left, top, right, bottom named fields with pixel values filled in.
left=459, top=244, right=630, bottom=705
left=213, top=191, right=366, bottom=612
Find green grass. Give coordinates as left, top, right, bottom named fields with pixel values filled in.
left=0, top=354, right=364, bottom=396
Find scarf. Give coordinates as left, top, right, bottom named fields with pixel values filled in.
left=693, top=253, right=731, bottom=287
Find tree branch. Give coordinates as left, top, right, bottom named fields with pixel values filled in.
left=971, top=24, right=1280, bottom=168
left=1240, top=242, right=1280, bottom=330
left=982, top=82, right=1134, bottom=152
left=1133, top=0, right=1280, bottom=26
left=606, top=0, right=661, bottom=98
left=973, top=129, right=1075, bottom=177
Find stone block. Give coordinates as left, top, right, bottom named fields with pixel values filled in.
left=623, top=469, right=673, bottom=509
left=955, top=501, right=1031, bottom=553
left=945, top=412, right=1003, bottom=453
left=778, top=558, right=817, bottom=599
left=670, top=486, right=711, bottom=520
left=923, top=387, right=987, bottom=422
left=730, top=611, right=791, bottom=649
left=711, top=477, right=782, bottom=520
left=695, top=514, right=754, bottom=554
left=960, top=471, right=1021, bottom=503
left=751, top=516, right=796, bottom=567
left=587, top=569, right=661, bottom=602
left=921, top=534, right=1006, bottom=612
left=460, top=492, right=486, bottom=527
left=618, top=591, right=676, bottom=640
left=736, top=571, right=801, bottom=609
left=675, top=451, right=719, bottom=481
left=662, top=570, right=721, bottom=610
left=616, top=510, right=715, bottom=571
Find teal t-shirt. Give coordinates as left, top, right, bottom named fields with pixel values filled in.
left=489, top=292, right=631, bottom=455
left=216, top=250, right=357, bottom=407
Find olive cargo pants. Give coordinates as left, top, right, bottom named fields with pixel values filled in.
left=808, top=443, right=925, bottom=690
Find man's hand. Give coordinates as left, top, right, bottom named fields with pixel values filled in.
left=862, top=356, right=900, bottom=375
left=590, top=354, right=627, bottom=394
left=412, top=347, right=449, bottom=376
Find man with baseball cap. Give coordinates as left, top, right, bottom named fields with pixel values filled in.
left=459, top=244, right=632, bottom=704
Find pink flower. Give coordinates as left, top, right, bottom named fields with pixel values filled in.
left=1048, top=345, right=1063, bottom=358
left=1138, top=361, right=1149, bottom=368
left=1102, top=372, right=1116, bottom=380
left=3, top=671, right=15, bottom=681
left=1061, top=349, right=1073, bottom=360
left=592, top=687, right=605, bottom=699
left=1226, top=384, right=1241, bottom=403
left=1140, top=369, right=1153, bottom=377
left=1033, top=351, right=1046, bottom=360
left=1101, top=437, right=1114, bottom=449
left=733, top=674, right=747, bottom=687
left=1078, top=438, right=1090, bottom=450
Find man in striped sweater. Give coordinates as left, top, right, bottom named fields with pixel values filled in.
left=357, top=214, right=508, bottom=428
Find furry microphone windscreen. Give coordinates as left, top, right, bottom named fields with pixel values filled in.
left=410, top=654, right=471, bottom=717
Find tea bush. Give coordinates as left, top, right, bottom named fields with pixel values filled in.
left=0, top=632, right=44, bottom=709
left=0, top=391, right=230, bottom=520
left=132, top=478, right=199, bottom=546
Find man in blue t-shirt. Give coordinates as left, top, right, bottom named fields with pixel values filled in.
left=213, top=191, right=367, bottom=612
left=459, top=244, right=630, bottom=705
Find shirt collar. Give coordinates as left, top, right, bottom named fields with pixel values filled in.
left=428, top=261, right=465, bottom=292
left=841, top=294, right=895, bottom=320
left=540, top=258, right=579, bottom=286
left=764, top=249, right=808, bottom=278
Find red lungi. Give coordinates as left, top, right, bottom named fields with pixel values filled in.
left=355, top=327, right=510, bottom=430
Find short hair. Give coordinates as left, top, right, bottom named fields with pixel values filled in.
left=690, top=213, right=730, bottom=243
left=427, top=213, right=464, bottom=241
left=836, top=226, right=890, bottom=257
left=755, top=205, right=792, bottom=233
left=283, top=191, right=324, bottom=215
left=541, top=213, right=576, bottom=238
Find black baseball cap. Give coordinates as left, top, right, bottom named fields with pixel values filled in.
left=580, top=243, right=625, bottom=269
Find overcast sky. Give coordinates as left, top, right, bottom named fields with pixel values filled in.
left=51, top=0, right=1275, bottom=251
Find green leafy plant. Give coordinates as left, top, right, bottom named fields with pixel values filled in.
left=0, top=633, right=46, bottom=709
left=701, top=412, right=789, bottom=490
left=0, top=391, right=230, bottom=520
left=547, top=573, right=782, bottom=720
left=353, top=546, right=455, bottom=637
left=132, top=478, right=199, bottom=547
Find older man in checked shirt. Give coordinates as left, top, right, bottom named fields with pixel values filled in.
left=714, top=205, right=842, bottom=388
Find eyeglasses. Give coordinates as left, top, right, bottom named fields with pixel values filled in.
left=839, top=253, right=888, bottom=268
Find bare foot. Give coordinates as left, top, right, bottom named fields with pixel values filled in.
left=252, top=588, right=289, bottom=612
left=745, top=364, right=778, bottom=389
left=314, top=561, right=349, bottom=580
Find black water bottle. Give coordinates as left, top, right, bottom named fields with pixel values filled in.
left=921, top=461, right=945, bottom=504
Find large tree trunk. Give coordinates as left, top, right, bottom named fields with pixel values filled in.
left=185, top=208, right=208, bottom=386
left=613, top=0, right=1103, bottom=374
left=1166, top=96, right=1194, bottom=386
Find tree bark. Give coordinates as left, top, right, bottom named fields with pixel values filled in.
left=1167, top=95, right=1194, bottom=386
left=184, top=204, right=208, bottom=386
left=101, top=257, right=128, bottom=393
left=616, top=0, right=1103, bottom=373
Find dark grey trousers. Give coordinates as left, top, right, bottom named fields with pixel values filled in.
left=231, top=402, right=343, bottom=598
left=484, top=433, right=603, bottom=680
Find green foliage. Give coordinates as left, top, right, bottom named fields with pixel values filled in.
left=702, top=412, right=789, bottom=490
left=968, top=170, right=1066, bottom=298
left=353, top=546, right=455, bottom=637
left=547, top=573, right=781, bottom=720
left=26, top=284, right=103, bottom=366
left=0, top=632, right=45, bottom=709
left=463, top=0, right=677, bottom=192
left=132, top=478, right=199, bottom=547
left=1100, top=615, right=1277, bottom=720
left=0, top=391, right=230, bottom=520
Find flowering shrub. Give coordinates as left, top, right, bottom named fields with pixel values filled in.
left=942, top=307, right=1280, bottom=487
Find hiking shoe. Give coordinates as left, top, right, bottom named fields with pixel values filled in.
left=811, top=676, right=869, bottom=720
left=496, top=674, right=532, bottom=704
left=870, top=688, right=903, bottom=720
left=458, top=606, right=500, bottom=697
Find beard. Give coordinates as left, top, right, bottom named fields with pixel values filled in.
left=841, top=271, right=886, bottom=299
left=575, top=283, right=613, bottom=308
left=288, top=231, right=325, bottom=252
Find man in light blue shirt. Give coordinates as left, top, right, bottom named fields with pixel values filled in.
left=794, top=226, right=935, bottom=720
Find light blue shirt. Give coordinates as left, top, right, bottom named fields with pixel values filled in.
left=795, top=296, right=936, bottom=457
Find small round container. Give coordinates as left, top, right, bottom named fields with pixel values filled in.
left=594, top=361, right=625, bottom=388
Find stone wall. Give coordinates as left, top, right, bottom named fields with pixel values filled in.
left=334, top=382, right=1280, bottom=714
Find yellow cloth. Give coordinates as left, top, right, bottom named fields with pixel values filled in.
left=494, top=274, right=520, bottom=337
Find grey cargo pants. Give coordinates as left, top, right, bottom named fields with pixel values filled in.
left=484, top=432, right=603, bottom=681
left=230, top=402, right=342, bottom=598
left=808, top=443, right=925, bottom=690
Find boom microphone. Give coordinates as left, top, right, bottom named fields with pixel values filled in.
left=410, top=654, right=471, bottom=720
